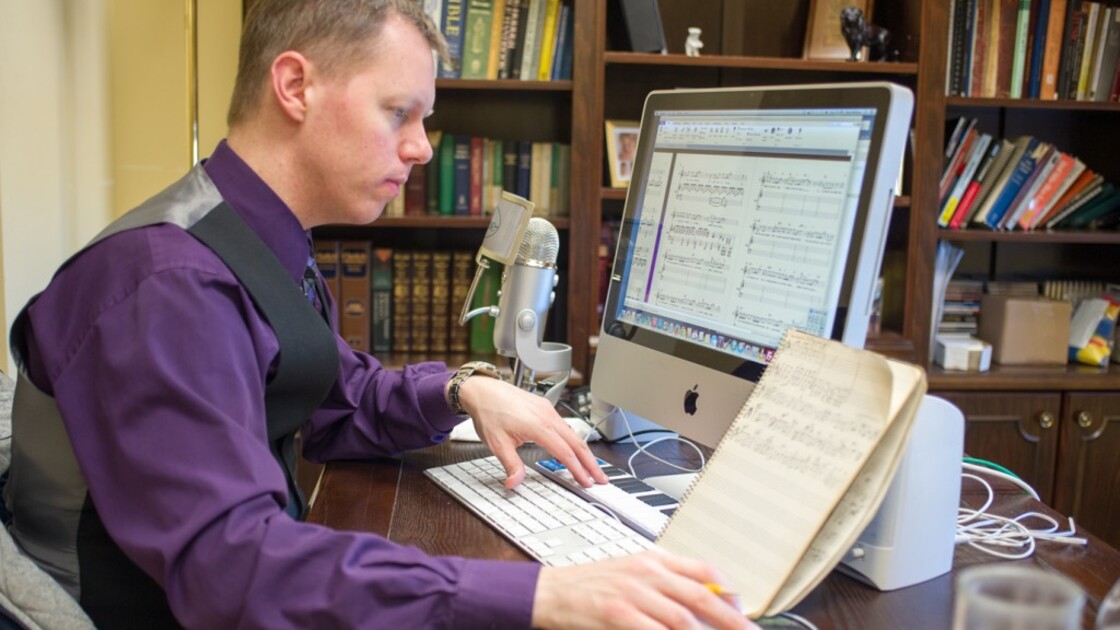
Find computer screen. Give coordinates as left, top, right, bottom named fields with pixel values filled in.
left=592, top=82, right=913, bottom=450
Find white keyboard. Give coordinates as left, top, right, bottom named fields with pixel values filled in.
left=424, top=456, right=657, bottom=566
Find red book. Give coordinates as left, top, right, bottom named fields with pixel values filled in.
left=404, top=163, right=427, bottom=215
left=469, top=136, right=484, bottom=216
left=949, top=181, right=983, bottom=229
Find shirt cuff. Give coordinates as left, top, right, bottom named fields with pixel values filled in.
left=415, top=367, right=460, bottom=439
left=450, top=558, right=540, bottom=628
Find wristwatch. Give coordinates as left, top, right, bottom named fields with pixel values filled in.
left=446, top=361, right=501, bottom=415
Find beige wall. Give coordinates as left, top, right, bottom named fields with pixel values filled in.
left=108, top=0, right=241, bottom=216
left=0, top=0, right=240, bottom=371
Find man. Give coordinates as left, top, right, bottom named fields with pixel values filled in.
left=4, top=1, right=750, bottom=628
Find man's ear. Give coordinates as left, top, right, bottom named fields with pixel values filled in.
left=270, top=51, right=312, bottom=123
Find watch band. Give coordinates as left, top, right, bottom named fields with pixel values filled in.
left=447, top=360, right=501, bottom=415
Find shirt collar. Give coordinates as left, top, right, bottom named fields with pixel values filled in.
left=202, top=140, right=310, bottom=281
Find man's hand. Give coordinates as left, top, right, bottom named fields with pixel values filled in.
left=457, top=376, right=607, bottom=488
left=532, top=551, right=755, bottom=630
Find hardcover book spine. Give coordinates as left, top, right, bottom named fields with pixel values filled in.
left=470, top=263, right=501, bottom=353
left=454, top=136, right=472, bottom=216
left=313, top=239, right=341, bottom=320
left=460, top=0, right=494, bottom=79
left=450, top=252, right=473, bottom=353
left=392, top=251, right=413, bottom=353
left=339, top=241, right=372, bottom=352
left=439, top=134, right=456, bottom=216
left=411, top=251, right=434, bottom=354
left=371, top=248, right=394, bottom=354
left=439, top=0, right=466, bottom=78
left=430, top=251, right=453, bottom=354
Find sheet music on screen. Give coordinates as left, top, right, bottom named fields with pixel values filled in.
left=615, top=107, right=878, bottom=366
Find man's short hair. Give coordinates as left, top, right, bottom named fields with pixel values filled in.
left=228, top=0, right=448, bottom=127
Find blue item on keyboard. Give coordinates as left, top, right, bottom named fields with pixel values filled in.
left=533, top=458, right=679, bottom=539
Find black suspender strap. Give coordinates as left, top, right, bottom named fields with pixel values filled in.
left=188, top=203, right=339, bottom=518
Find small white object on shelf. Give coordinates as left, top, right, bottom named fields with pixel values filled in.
left=684, top=27, right=703, bottom=57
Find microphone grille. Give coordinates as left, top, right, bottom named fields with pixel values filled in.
left=516, top=217, right=559, bottom=266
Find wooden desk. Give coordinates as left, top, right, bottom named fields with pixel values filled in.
left=308, top=441, right=1120, bottom=628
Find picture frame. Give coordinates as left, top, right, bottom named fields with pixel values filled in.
left=802, top=0, right=875, bottom=61
left=605, top=120, right=640, bottom=188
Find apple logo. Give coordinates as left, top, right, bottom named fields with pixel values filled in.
left=683, top=384, right=699, bottom=416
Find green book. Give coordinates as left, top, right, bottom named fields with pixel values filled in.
left=439, top=133, right=456, bottom=216
left=469, top=263, right=501, bottom=354
left=460, top=0, right=495, bottom=79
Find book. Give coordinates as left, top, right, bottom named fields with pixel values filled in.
left=497, top=0, right=521, bottom=78
left=982, top=137, right=1040, bottom=228
left=1040, top=0, right=1069, bottom=99
left=460, top=0, right=495, bottom=79
left=453, top=136, right=472, bottom=215
left=657, top=329, right=926, bottom=619
left=450, top=251, right=473, bottom=353
left=1045, top=177, right=1107, bottom=227
left=1075, top=2, right=1101, bottom=100
left=430, top=251, right=453, bottom=353
left=439, top=133, right=456, bottom=215
left=392, top=251, right=413, bottom=353
left=486, top=0, right=507, bottom=79
left=411, top=251, right=434, bottom=353
left=1018, top=153, right=1082, bottom=229
left=970, top=135, right=1036, bottom=226
left=1026, top=0, right=1052, bottom=97
left=962, top=138, right=1018, bottom=228
left=1009, top=0, right=1032, bottom=98
left=426, top=130, right=444, bottom=215
left=947, top=139, right=1003, bottom=229
left=339, top=241, right=372, bottom=352
left=469, top=136, right=484, bottom=216
left=939, top=119, right=978, bottom=203
left=999, top=142, right=1055, bottom=229
left=371, top=248, right=393, bottom=353
left=1057, top=0, right=1085, bottom=98
left=519, top=0, right=546, bottom=80
left=536, top=0, right=562, bottom=81
left=313, top=239, right=341, bottom=317
left=1035, top=167, right=1097, bottom=226
left=439, top=0, right=466, bottom=79
left=1090, top=7, right=1120, bottom=101
left=469, top=263, right=501, bottom=353
left=939, top=132, right=992, bottom=227
left=404, top=162, right=427, bottom=216
left=1060, top=182, right=1120, bottom=227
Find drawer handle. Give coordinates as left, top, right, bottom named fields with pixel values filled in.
left=1039, top=412, right=1055, bottom=430
left=1077, top=411, right=1092, bottom=429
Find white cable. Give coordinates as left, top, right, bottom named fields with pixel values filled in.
left=615, top=408, right=705, bottom=478
left=961, top=461, right=1040, bottom=501
left=956, top=469, right=1086, bottom=560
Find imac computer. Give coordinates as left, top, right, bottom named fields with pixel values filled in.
left=591, top=82, right=914, bottom=489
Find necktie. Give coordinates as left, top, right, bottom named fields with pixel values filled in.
left=302, top=249, right=329, bottom=322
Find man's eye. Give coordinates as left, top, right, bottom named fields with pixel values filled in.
left=394, top=108, right=409, bottom=122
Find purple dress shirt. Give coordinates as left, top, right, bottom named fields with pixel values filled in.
left=19, top=141, right=539, bottom=628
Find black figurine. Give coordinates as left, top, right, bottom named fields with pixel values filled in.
left=840, top=7, right=892, bottom=62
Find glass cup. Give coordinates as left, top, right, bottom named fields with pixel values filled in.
left=1097, top=576, right=1120, bottom=629
left=953, top=564, right=1085, bottom=630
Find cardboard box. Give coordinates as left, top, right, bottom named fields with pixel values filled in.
left=934, top=335, right=992, bottom=371
left=978, top=295, right=1072, bottom=365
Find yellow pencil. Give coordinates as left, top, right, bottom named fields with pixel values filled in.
left=705, top=583, right=739, bottom=597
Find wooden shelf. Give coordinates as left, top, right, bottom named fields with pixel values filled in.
left=435, top=78, right=573, bottom=91
left=946, top=96, right=1120, bottom=111
left=937, top=229, right=1120, bottom=244
left=360, top=216, right=570, bottom=229
left=603, top=52, right=918, bottom=75
left=929, top=363, right=1120, bottom=391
